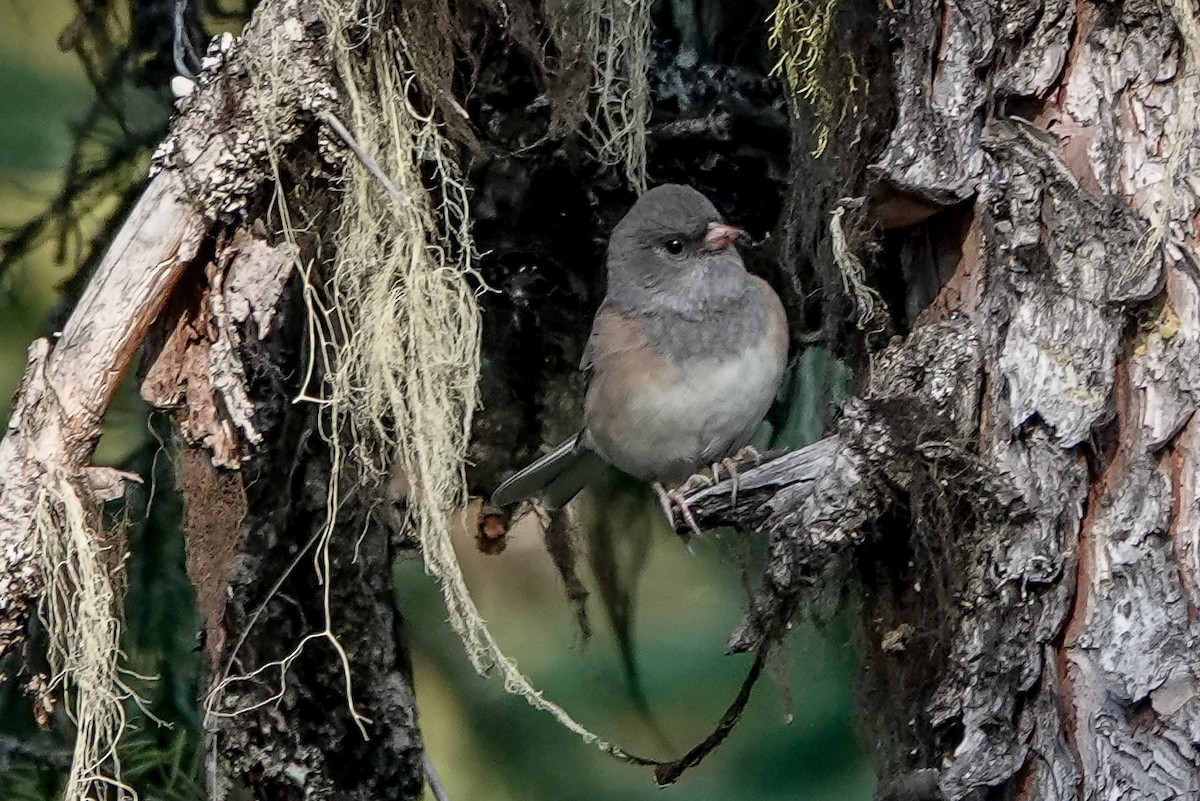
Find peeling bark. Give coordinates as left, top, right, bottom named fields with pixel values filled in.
left=0, top=171, right=205, bottom=661
left=1, top=0, right=427, bottom=795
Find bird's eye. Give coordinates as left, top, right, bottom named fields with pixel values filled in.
left=664, top=239, right=684, bottom=255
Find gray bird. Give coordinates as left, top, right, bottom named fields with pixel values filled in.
left=491, top=184, right=788, bottom=531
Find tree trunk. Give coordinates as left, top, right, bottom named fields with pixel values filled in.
left=685, top=1, right=1200, bottom=798
left=1, top=0, right=432, bottom=796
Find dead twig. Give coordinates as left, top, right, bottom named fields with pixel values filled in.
left=318, top=110, right=410, bottom=211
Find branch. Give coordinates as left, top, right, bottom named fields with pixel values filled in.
left=679, top=435, right=840, bottom=528
left=674, top=317, right=1017, bottom=655
left=0, top=171, right=206, bottom=659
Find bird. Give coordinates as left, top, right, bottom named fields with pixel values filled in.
left=490, top=183, right=788, bottom=533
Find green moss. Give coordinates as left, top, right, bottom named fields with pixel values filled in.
left=767, top=0, right=865, bottom=157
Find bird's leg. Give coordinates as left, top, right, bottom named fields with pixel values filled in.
left=732, top=444, right=761, bottom=462
left=653, top=481, right=702, bottom=537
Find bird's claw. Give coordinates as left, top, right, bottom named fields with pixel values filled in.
left=679, top=472, right=714, bottom=492
left=720, top=446, right=763, bottom=507
left=654, top=449, right=762, bottom=539
left=713, top=457, right=742, bottom=506
left=653, top=481, right=702, bottom=538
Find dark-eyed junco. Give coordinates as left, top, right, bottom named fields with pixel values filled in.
left=491, top=184, right=788, bottom=531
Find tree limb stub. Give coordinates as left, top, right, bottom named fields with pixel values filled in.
left=0, top=171, right=206, bottom=660
left=677, top=317, right=1030, bottom=657
left=681, top=435, right=841, bottom=529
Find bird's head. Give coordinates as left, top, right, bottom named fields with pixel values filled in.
left=606, top=184, right=747, bottom=298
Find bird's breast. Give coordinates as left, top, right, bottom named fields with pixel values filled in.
left=586, top=333, right=785, bottom=483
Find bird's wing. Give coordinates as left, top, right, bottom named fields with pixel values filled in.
left=490, top=306, right=625, bottom=509
left=579, top=301, right=610, bottom=375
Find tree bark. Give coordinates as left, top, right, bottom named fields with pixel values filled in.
left=684, top=1, right=1200, bottom=798
left=140, top=2, right=430, bottom=797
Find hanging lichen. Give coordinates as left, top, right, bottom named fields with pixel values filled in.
left=264, top=0, right=637, bottom=759
left=35, top=473, right=135, bottom=801
left=548, top=0, right=654, bottom=190
left=768, top=0, right=865, bottom=157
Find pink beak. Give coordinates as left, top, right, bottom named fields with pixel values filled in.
left=704, top=222, right=745, bottom=252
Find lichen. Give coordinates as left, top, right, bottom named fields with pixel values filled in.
left=768, top=0, right=865, bottom=157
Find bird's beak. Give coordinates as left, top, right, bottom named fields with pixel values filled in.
left=704, top=222, right=745, bottom=252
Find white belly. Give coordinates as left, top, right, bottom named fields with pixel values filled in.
left=593, top=337, right=784, bottom=482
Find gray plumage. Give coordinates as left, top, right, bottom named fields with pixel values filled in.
left=491, top=183, right=788, bottom=509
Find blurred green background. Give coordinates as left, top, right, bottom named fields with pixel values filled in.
left=0, top=2, right=874, bottom=797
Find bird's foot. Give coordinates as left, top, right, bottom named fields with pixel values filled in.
left=653, top=480, right=702, bottom=538
left=711, top=457, right=743, bottom=506
left=716, top=447, right=764, bottom=507
left=678, top=472, right=715, bottom=493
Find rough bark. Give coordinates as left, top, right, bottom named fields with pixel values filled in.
left=683, top=1, right=1200, bottom=798
left=139, top=223, right=427, bottom=798
left=138, top=1, right=429, bottom=797
left=148, top=268, right=425, bottom=800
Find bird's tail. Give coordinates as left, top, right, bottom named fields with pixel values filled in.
left=491, top=433, right=608, bottom=509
